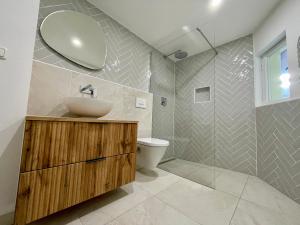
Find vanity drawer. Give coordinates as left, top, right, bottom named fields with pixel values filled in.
left=20, top=120, right=137, bottom=172
left=73, top=122, right=137, bottom=161
left=15, top=153, right=136, bottom=225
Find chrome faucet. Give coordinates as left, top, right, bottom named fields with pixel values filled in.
left=80, top=84, right=96, bottom=97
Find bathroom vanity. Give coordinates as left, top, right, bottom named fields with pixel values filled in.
left=14, top=116, right=137, bottom=225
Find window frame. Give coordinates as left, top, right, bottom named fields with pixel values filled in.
left=261, top=38, right=289, bottom=103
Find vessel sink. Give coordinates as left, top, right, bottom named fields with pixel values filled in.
left=64, top=97, right=113, bottom=117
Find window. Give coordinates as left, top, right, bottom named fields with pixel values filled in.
left=261, top=39, right=290, bottom=102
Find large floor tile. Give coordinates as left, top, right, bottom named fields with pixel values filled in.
left=33, top=218, right=82, bottom=225
left=158, top=159, right=199, bottom=177
left=31, top=210, right=82, bottom=225
left=215, top=168, right=249, bottom=197
left=241, top=176, right=300, bottom=223
left=230, top=199, right=292, bottom=225
left=284, top=214, right=300, bottom=225
left=156, top=179, right=239, bottom=225
left=186, top=166, right=215, bottom=187
left=30, top=162, right=300, bottom=225
left=241, top=176, right=286, bottom=212
left=106, top=197, right=199, bottom=225
left=161, top=160, right=249, bottom=197
left=135, top=168, right=181, bottom=195
left=80, top=209, right=113, bottom=225
left=96, top=183, right=152, bottom=219
left=276, top=192, right=300, bottom=224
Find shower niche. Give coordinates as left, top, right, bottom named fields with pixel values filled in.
left=194, top=86, right=210, bottom=103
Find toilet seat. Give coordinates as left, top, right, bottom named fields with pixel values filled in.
left=137, top=138, right=169, bottom=147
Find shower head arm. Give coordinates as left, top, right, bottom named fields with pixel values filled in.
left=196, top=28, right=218, bottom=55
left=164, top=50, right=181, bottom=58
left=163, top=28, right=217, bottom=60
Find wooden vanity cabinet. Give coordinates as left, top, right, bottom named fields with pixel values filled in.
left=14, top=117, right=137, bottom=225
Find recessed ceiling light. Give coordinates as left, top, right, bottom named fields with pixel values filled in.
left=182, top=26, right=190, bottom=32
left=210, top=0, right=223, bottom=9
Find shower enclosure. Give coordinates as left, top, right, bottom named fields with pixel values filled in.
left=151, top=20, right=256, bottom=190
left=150, top=24, right=218, bottom=189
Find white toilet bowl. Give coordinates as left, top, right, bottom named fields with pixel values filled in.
left=137, top=138, right=169, bottom=170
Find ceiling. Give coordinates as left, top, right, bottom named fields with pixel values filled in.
left=88, top=0, right=281, bottom=61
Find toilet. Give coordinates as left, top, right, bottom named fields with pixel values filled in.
left=137, top=138, right=169, bottom=170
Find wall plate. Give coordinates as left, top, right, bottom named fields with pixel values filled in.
left=136, top=97, right=146, bottom=109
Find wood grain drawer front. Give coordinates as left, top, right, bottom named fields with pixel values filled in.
left=20, top=121, right=74, bottom=173
left=101, top=123, right=137, bottom=156
left=72, top=123, right=137, bottom=161
left=20, top=121, right=137, bottom=172
left=15, top=153, right=136, bottom=225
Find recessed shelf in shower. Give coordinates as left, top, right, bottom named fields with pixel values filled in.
left=194, top=86, right=210, bottom=103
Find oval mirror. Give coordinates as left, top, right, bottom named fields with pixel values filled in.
left=40, top=10, right=107, bottom=70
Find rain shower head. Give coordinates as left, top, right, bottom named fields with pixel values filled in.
left=174, top=50, right=188, bottom=59
left=164, top=50, right=188, bottom=60
left=162, top=28, right=217, bottom=61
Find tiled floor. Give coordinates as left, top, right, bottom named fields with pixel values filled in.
left=158, top=159, right=249, bottom=196
left=31, top=160, right=300, bottom=225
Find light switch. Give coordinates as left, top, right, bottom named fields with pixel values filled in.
left=136, top=97, right=146, bottom=109
left=0, top=47, right=7, bottom=59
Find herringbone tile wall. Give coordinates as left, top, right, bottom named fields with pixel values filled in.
left=257, top=100, right=300, bottom=204
left=175, top=50, right=216, bottom=166
left=175, top=36, right=257, bottom=175
left=215, top=36, right=257, bottom=175
left=150, top=52, right=175, bottom=161
left=35, top=0, right=162, bottom=92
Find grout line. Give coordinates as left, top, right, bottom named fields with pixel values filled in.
left=91, top=183, right=156, bottom=225
left=153, top=167, right=247, bottom=225
left=135, top=177, right=181, bottom=195
left=155, top=194, right=203, bottom=225
left=101, top=195, right=152, bottom=225
left=87, top=167, right=249, bottom=225
left=228, top=175, right=250, bottom=225
left=227, top=196, right=241, bottom=225
left=240, top=175, right=250, bottom=200
left=78, top=170, right=184, bottom=225
left=101, top=173, right=184, bottom=225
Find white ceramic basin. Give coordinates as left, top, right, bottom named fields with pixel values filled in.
left=64, top=97, right=113, bottom=117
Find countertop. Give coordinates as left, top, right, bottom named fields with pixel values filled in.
left=26, top=116, right=139, bottom=124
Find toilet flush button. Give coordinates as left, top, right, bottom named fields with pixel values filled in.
left=136, top=97, right=146, bottom=109
left=0, top=47, right=7, bottom=59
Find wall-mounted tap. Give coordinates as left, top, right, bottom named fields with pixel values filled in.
left=80, top=84, right=96, bottom=97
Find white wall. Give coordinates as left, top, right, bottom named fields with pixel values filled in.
left=253, top=0, right=300, bottom=106
left=0, top=0, right=40, bottom=223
